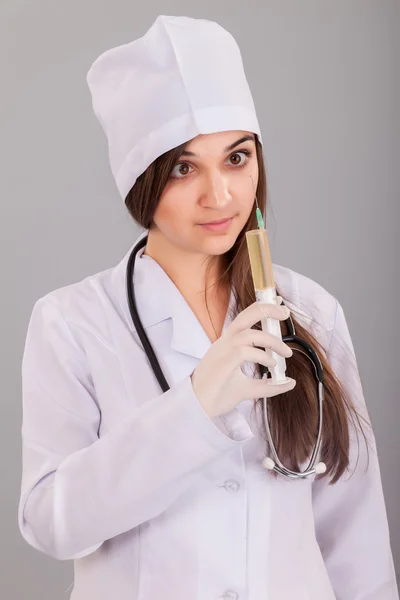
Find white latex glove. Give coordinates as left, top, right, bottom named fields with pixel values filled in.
left=191, top=297, right=296, bottom=418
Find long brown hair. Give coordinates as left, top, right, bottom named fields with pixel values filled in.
left=125, top=134, right=370, bottom=484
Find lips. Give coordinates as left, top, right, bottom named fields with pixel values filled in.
left=198, top=216, right=234, bottom=233
left=200, top=217, right=233, bottom=225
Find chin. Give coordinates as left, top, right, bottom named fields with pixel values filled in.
left=193, top=215, right=246, bottom=251
left=200, top=233, right=238, bottom=256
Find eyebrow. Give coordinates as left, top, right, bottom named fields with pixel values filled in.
left=180, top=134, right=256, bottom=157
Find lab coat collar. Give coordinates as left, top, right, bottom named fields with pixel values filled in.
left=110, top=230, right=313, bottom=360
left=111, top=230, right=235, bottom=359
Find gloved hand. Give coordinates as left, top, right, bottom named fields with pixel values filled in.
left=190, top=297, right=296, bottom=418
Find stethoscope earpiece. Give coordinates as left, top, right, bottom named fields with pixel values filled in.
left=262, top=457, right=275, bottom=470
left=262, top=455, right=327, bottom=478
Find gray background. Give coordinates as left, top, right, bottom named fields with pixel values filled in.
left=2, top=1, right=398, bottom=597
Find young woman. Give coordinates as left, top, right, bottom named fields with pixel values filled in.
left=18, top=15, right=398, bottom=600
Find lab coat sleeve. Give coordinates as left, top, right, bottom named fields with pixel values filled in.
left=311, top=299, right=399, bottom=599
left=18, top=297, right=254, bottom=561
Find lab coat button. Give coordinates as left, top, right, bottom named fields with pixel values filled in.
left=222, top=591, right=239, bottom=600
left=223, top=479, right=240, bottom=492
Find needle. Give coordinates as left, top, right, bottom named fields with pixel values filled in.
left=249, top=174, right=265, bottom=229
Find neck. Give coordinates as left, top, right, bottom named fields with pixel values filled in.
left=142, top=228, right=228, bottom=305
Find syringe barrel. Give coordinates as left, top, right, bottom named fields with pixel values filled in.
left=245, top=228, right=275, bottom=290
left=245, top=228, right=289, bottom=385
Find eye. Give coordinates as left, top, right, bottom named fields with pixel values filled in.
left=169, top=162, right=194, bottom=180
left=228, top=149, right=252, bottom=167
left=170, top=150, right=252, bottom=179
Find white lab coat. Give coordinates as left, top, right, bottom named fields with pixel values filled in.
left=18, top=229, right=398, bottom=600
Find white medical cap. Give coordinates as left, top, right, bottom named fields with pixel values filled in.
left=86, top=15, right=262, bottom=201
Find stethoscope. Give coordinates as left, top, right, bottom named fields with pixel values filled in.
left=126, top=233, right=326, bottom=479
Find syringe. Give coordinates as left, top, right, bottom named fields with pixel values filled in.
left=245, top=175, right=291, bottom=385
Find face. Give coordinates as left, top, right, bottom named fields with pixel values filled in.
left=152, top=130, right=259, bottom=257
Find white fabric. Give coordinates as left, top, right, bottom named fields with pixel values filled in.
left=18, top=229, right=398, bottom=599
left=86, top=15, right=263, bottom=201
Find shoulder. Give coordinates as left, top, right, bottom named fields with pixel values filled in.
left=39, top=267, right=109, bottom=306
left=30, top=265, right=118, bottom=350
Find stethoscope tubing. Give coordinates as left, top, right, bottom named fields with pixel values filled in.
left=126, top=234, right=325, bottom=479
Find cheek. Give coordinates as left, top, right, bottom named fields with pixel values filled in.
left=154, top=191, right=193, bottom=233
left=236, top=169, right=259, bottom=215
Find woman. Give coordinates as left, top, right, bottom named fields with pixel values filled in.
left=18, top=15, right=398, bottom=600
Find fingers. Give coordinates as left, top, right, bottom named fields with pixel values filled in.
left=234, top=345, right=279, bottom=369
left=259, top=302, right=289, bottom=322
left=249, top=376, right=296, bottom=398
left=224, top=300, right=290, bottom=338
left=234, top=328, right=293, bottom=359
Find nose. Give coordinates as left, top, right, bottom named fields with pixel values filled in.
left=200, top=169, right=232, bottom=209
